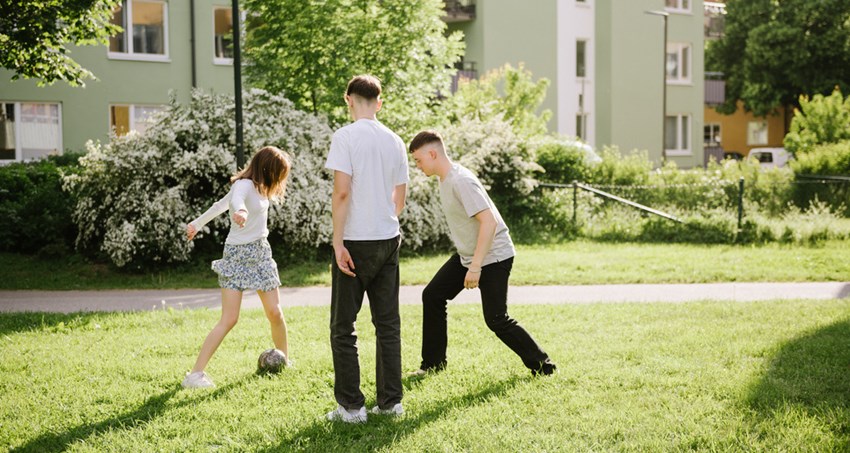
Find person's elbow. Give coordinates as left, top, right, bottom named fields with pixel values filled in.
left=333, top=187, right=351, bottom=202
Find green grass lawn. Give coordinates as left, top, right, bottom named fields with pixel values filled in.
left=2, top=300, right=850, bottom=451
left=3, top=239, right=850, bottom=290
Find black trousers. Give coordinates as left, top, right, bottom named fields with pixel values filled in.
left=420, top=254, right=550, bottom=371
left=330, top=235, right=402, bottom=410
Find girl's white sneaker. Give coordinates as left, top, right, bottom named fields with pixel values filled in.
left=182, top=371, right=215, bottom=389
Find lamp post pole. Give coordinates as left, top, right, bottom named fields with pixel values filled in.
left=232, top=0, right=245, bottom=168
left=645, top=10, right=669, bottom=164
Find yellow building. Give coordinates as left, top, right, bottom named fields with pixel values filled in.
left=703, top=101, right=787, bottom=159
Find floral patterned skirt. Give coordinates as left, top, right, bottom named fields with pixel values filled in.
left=212, top=238, right=281, bottom=292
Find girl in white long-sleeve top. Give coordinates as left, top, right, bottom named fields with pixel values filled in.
left=182, top=146, right=292, bottom=389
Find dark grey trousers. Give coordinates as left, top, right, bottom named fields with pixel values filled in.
left=330, top=235, right=402, bottom=410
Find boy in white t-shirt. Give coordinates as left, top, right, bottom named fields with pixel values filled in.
left=408, top=130, right=556, bottom=377
left=324, top=75, right=409, bottom=423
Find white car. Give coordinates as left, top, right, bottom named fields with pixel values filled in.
left=748, top=147, right=790, bottom=168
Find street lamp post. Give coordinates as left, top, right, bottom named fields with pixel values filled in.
left=645, top=10, right=669, bottom=164
left=232, top=0, right=245, bottom=168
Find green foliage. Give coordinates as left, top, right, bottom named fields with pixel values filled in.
left=243, top=0, right=463, bottom=135
left=706, top=0, right=850, bottom=116
left=0, top=0, right=122, bottom=86
left=586, top=147, right=653, bottom=186
left=435, top=64, right=552, bottom=138
left=534, top=138, right=591, bottom=185
left=0, top=159, right=78, bottom=255
left=784, top=88, right=850, bottom=154
left=789, top=141, right=850, bottom=216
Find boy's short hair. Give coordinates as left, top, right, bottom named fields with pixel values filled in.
left=346, top=75, right=382, bottom=100
left=409, top=130, right=444, bottom=153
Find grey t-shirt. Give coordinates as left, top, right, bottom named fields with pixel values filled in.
left=439, top=163, right=515, bottom=267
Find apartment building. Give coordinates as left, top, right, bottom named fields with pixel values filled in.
left=0, top=0, right=236, bottom=161
left=445, top=0, right=706, bottom=167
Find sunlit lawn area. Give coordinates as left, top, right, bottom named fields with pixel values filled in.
left=2, top=299, right=850, bottom=451
left=3, top=239, right=849, bottom=290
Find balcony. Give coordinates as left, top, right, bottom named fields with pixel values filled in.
left=704, top=1, right=726, bottom=39
left=705, top=72, right=725, bottom=105
left=442, top=0, right=476, bottom=23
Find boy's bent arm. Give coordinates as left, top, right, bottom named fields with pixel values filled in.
left=392, top=183, right=407, bottom=216
left=331, top=171, right=356, bottom=277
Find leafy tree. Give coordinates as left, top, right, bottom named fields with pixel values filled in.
left=435, top=63, right=551, bottom=138
left=243, top=0, right=463, bottom=134
left=0, top=0, right=122, bottom=86
left=784, top=88, right=850, bottom=154
left=706, top=0, right=850, bottom=117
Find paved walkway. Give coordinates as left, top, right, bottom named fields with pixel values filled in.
left=1, top=282, right=848, bottom=313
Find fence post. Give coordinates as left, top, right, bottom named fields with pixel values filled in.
left=737, top=177, right=745, bottom=234
left=572, top=180, right=578, bottom=225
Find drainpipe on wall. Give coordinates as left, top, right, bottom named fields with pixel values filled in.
left=190, top=0, right=197, bottom=88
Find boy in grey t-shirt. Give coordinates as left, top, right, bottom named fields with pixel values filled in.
left=408, top=130, right=556, bottom=377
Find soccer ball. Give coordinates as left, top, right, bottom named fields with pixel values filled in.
left=257, top=348, right=287, bottom=374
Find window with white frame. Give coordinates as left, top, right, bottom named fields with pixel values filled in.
left=665, top=114, right=691, bottom=153
left=704, top=123, right=721, bottom=147
left=666, top=43, right=691, bottom=83
left=109, top=1, right=168, bottom=59
left=576, top=114, right=589, bottom=140
left=747, top=121, right=768, bottom=145
left=214, top=7, right=234, bottom=63
left=0, top=102, right=62, bottom=162
left=576, top=40, right=587, bottom=78
left=665, top=0, right=690, bottom=13
left=109, top=104, right=166, bottom=136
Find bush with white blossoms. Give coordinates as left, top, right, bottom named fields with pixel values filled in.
left=64, top=88, right=455, bottom=268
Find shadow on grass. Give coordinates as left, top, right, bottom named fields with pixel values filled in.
left=11, top=375, right=252, bottom=453
left=257, top=374, right=531, bottom=452
left=0, top=312, right=112, bottom=336
left=746, top=319, right=850, bottom=448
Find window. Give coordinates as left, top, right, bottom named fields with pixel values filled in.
left=0, top=102, right=62, bottom=162
left=704, top=123, right=721, bottom=146
left=576, top=40, right=587, bottom=78
left=666, top=43, right=691, bottom=83
left=214, top=7, right=234, bottom=63
left=665, top=0, right=690, bottom=13
left=665, top=114, right=691, bottom=154
left=109, top=1, right=168, bottom=60
left=110, top=104, right=165, bottom=136
left=747, top=121, right=768, bottom=145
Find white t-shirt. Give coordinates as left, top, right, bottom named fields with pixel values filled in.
left=439, top=163, right=515, bottom=267
left=325, top=118, right=409, bottom=241
left=190, top=179, right=270, bottom=245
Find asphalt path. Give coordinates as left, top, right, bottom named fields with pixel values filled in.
left=1, top=282, right=848, bottom=313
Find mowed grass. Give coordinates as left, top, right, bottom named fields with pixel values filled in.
left=2, top=300, right=850, bottom=451
left=3, top=239, right=850, bottom=289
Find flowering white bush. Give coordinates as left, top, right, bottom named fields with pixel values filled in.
left=64, top=89, right=455, bottom=268
left=443, top=115, right=543, bottom=210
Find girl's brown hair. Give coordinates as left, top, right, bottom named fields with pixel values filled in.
left=231, top=146, right=292, bottom=199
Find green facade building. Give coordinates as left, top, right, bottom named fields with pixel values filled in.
left=0, top=0, right=235, bottom=161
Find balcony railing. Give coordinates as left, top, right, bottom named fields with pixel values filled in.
left=704, top=1, right=726, bottom=38
left=442, top=0, right=476, bottom=23
left=705, top=72, right=725, bottom=105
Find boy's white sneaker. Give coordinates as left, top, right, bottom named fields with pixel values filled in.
left=326, top=405, right=367, bottom=423
left=370, top=403, right=404, bottom=416
left=182, top=371, right=215, bottom=389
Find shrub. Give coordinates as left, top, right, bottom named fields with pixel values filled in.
left=784, top=88, right=850, bottom=155
left=535, top=138, right=592, bottom=185
left=65, top=89, right=335, bottom=269
left=0, top=159, right=77, bottom=255
left=790, top=141, right=850, bottom=215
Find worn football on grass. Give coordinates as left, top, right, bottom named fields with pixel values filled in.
left=257, top=348, right=287, bottom=374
